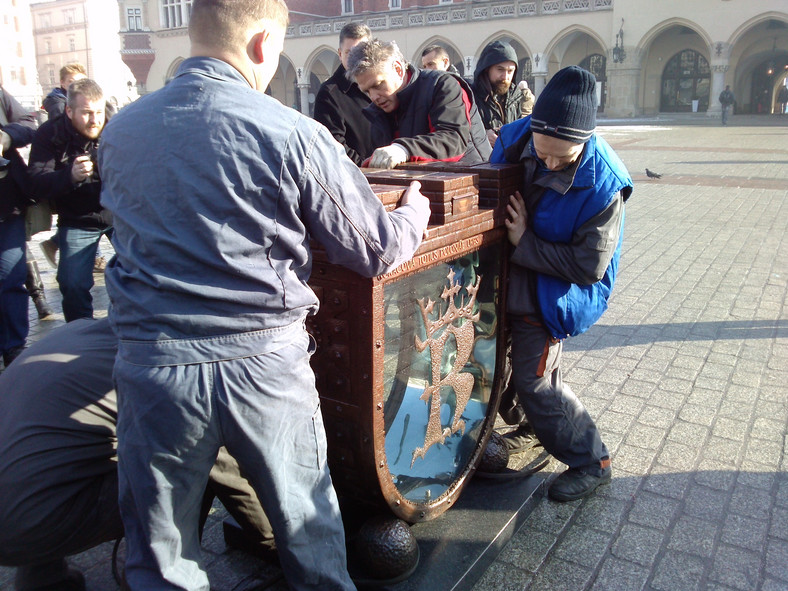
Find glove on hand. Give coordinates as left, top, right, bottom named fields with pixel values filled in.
left=0, top=130, right=11, bottom=152
left=369, top=143, right=409, bottom=169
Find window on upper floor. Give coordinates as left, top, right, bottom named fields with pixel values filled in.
left=39, top=13, right=51, bottom=28
left=342, top=0, right=353, bottom=14
left=162, top=0, right=184, bottom=29
left=438, top=0, right=452, bottom=3
left=63, top=8, right=76, bottom=24
left=69, top=37, right=76, bottom=51
left=45, top=38, right=52, bottom=53
left=128, top=8, right=142, bottom=30
left=49, top=68, right=56, bottom=85
left=390, top=0, right=401, bottom=8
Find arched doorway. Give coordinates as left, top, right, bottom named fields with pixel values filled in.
left=579, top=54, right=607, bottom=111
left=660, top=49, right=710, bottom=112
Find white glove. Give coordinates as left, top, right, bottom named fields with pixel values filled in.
left=369, top=143, right=409, bottom=169
left=0, top=130, right=11, bottom=152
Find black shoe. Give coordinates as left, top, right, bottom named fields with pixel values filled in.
left=501, top=423, right=539, bottom=453
left=15, top=564, right=85, bottom=591
left=548, top=459, right=612, bottom=502
left=3, top=345, right=25, bottom=367
left=33, top=295, right=54, bottom=319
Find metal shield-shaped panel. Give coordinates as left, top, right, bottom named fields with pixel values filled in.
left=374, top=232, right=506, bottom=522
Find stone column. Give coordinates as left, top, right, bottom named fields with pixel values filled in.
left=463, top=56, right=475, bottom=79
left=708, top=44, right=732, bottom=119
left=296, top=67, right=310, bottom=116
left=604, top=48, right=642, bottom=118
left=531, top=53, right=548, bottom=97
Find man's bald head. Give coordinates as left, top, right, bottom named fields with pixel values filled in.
left=189, top=0, right=289, bottom=54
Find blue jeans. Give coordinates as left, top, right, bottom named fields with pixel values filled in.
left=509, top=316, right=608, bottom=474
left=115, top=322, right=355, bottom=591
left=56, top=226, right=104, bottom=322
left=0, top=215, right=28, bottom=356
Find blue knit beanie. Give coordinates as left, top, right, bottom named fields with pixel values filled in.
left=531, top=66, right=597, bottom=143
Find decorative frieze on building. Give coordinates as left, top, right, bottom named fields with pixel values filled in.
left=491, top=4, right=516, bottom=18
left=519, top=2, right=537, bottom=16
left=427, top=11, right=449, bottom=25
left=283, top=0, right=612, bottom=38
left=564, top=0, right=591, bottom=11
left=543, top=1, right=560, bottom=14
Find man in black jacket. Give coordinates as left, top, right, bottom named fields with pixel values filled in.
left=347, top=38, right=490, bottom=169
left=29, top=78, right=109, bottom=322
left=0, top=86, right=38, bottom=367
left=313, top=23, right=374, bottom=166
left=472, top=40, right=524, bottom=148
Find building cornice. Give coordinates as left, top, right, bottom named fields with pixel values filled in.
left=286, top=0, right=613, bottom=38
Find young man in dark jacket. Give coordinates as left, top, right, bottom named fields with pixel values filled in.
left=347, top=38, right=490, bottom=169
left=0, top=86, right=38, bottom=367
left=492, top=66, right=633, bottom=502
left=472, top=40, right=524, bottom=148
left=42, top=62, right=87, bottom=120
left=29, top=78, right=110, bottom=322
left=313, top=22, right=374, bottom=166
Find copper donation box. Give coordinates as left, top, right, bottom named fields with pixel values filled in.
left=307, top=162, right=522, bottom=524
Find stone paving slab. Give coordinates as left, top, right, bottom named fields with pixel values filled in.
left=2, top=115, right=787, bottom=590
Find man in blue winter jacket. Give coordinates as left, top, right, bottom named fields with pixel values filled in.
left=492, top=66, right=633, bottom=502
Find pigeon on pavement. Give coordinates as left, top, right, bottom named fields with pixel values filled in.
left=645, top=168, right=662, bottom=179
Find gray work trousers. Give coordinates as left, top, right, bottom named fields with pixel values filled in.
left=115, top=322, right=355, bottom=591
left=508, top=316, right=608, bottom=475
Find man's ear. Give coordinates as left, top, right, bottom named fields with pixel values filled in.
left=393, top=59, right=405, bottom=79
left=248, top=30, right=270, bottom=65
left=65, top=105, right=73, bottom=120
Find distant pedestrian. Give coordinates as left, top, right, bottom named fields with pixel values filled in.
left=518, top=80, right=535, bottom=117
left=777, top=84, right=788, bottom=115
left=719, top=85, right=735, bottom=125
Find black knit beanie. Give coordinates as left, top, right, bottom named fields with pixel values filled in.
left=530, top=65, right=597, bottom=143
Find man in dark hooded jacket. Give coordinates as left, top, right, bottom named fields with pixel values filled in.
left=472, top=40, right=524, bottom=148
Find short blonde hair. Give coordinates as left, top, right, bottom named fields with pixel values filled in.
left=189, top=0, right=289, bottom=53
left=60, top=62, right=86, bottom=84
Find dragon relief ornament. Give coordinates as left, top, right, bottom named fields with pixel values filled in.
left=411, top=269, right=481, bottom=466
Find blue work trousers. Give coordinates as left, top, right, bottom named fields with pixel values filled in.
left=56, top=225, right=104, bottom=322
left=115, top=321, right=355, bottom=591
left=510, top=316, right=608, bottom=474
left=0, top=215, right=28, bottom=356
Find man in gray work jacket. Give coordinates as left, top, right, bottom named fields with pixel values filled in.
left=98, top=1, right=430, bottom=589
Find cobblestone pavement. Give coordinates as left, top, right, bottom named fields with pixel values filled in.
left=1, top=113, right=787, bottom=590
